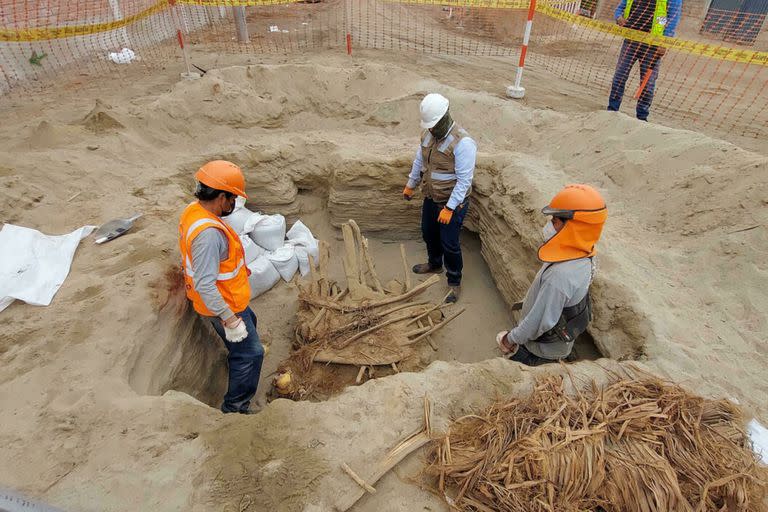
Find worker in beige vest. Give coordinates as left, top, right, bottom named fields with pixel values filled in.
left=403, top=93, right=477, bottom=303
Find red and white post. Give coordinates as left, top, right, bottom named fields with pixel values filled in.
left=169, top=0, right=198, bottom=79
left=507, top=0, right=537, bottom=99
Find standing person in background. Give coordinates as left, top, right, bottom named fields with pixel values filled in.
left=607, top=0, right=682, bottom=121
left=178, top=160, right=264, bottom=414
left=403, top=93, right=477, bottom=304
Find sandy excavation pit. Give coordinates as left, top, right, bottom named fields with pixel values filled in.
left=1, top=50, right=766, bottom=512
left=131, top=200, right=606, bottom=407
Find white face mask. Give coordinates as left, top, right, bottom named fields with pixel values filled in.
left=542, top=220, right=557, bottom=242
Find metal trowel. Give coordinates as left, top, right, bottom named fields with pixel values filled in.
left=94, top=213, right=142, bottom=244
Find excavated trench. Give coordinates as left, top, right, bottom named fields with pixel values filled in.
left=129, top=177, right=625, bottom=408
left=126, top=63, right=650, bottom=408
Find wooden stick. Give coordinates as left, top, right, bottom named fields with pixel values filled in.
left=318, top=241, right=331, bottom=297
left=342, top=223, right=366, bottom=299
left=418, top=318, right=438, bottom=351
left=308, top=289, right=349, bottom=334
left=334, top=308, right=432, bottom=349
left=313, top=351, right=401, bottom=366
left=403, top=325, right=432, bottom=338
left=337, top=428, right=432, bottom=510
left=308, top=254, right=319, bottom=295
left=391, top=362, right=399, bottom=373
left=402, top=307, right=466, bottom=346
left=400, top=244, right=412, bottom=292
left=348, top=220, right=366, bottom=289
left=302, top=275, right=440, bottom=312
left=405, top=293, right=451, bottom=326
left=355, top=366, right=366, bottom=384
left=328, top=302, right=429, bottom=338
left=361, top=237, right=384, bottom=293
left=341, top=463, right=376, bottom=495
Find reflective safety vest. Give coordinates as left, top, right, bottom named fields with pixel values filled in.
left=624, top=0, right=668, bottom=36
left=419, top=123, right=472, bottom=204
left=178, top=202, right=251, bottom=316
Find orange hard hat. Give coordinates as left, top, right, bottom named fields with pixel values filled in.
left=195, top=160, right=248, bottom=199
left=538, top=184, right=607, bottom=263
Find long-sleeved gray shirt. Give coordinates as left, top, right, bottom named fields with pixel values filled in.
left=507, top=258, right=593, bottom=359
left=190, top=227, right=233, bottom=319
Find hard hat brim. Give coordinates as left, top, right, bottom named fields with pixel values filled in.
left=421, top=119, right=439, bottom=129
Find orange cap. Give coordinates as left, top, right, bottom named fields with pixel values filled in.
left=195, top=160, right=248, bottom=199
left=538, top=184, right=607, bottom=263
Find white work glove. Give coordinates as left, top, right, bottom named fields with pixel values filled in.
left=223, top=316, right=248, bottom=343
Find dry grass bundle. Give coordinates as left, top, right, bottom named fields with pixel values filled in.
left=426, top=373, right=768, bottom=512
left=271, top=219, right=464, bottom=400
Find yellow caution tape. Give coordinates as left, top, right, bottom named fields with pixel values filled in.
left=536, top=4, right=768, bottom=66
left=385, top=0, right=528, bottom=7
left=0, top=0, right=169, bottom=42
left=177, top=0, right=303, bottom=5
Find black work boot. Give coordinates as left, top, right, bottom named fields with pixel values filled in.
left=445, top=286, right=460, bottom=304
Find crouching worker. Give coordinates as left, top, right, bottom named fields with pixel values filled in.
left=496, top=184, right=607, bottom=366
left=178, top=160, right=264, bottom=414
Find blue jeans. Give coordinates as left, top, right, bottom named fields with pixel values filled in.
left=421, top=197, right=469, bottom=287
left=607, top=40, right=660, bottom=121
left=210, top=307, right=264, bottom=413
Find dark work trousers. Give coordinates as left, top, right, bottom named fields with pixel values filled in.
left=509, top=344, right=558, bottom=366
left=607, top=40, right=661, bottom=121
left=421, top=197, right=469, bottom=287
left=209, top=306, right=264, bottom=413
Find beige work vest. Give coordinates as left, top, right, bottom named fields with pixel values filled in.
left=419, top=123, right=472, bottom=204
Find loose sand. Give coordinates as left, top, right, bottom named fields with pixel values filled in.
left=0, top=46, right=766, bottom=512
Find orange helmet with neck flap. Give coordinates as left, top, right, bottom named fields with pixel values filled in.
left=538, top=184, right=607, bottom=263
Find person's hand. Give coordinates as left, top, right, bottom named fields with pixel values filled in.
left=403, top=186, right=415, bottom=201
left=438, top=207, right=453, bottom=224
left=616, top=16, right=627, bottom=26
left=223, top=315, right=248, bottom=343
left=656, top=46, right=667, bottom=57
left=496, top=331, right=518, bottom=355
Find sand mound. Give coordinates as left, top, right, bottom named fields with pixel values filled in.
left=81, top=100, right=124, bottom=133
left=21, top=120, right=83, bottom=150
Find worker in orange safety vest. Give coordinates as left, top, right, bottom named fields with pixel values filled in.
left=178, top=160, right=264, bottom=414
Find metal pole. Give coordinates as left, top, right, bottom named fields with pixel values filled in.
left=233, top=6, right=250, bottom=43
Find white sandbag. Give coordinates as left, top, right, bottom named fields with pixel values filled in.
left=249, top=214, right=286, bottom=251
left=247, top=256, right=281, bottom=299
left=240, top=235, right=266, bottom=264
left=286, top=220, right=319, bottom=276
left=224, top=202, right=259, bottom=235
left=267, top=244, right=299, bottom=282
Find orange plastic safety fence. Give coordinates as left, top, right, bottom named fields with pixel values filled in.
left=0, top=0, right=766, bottom=140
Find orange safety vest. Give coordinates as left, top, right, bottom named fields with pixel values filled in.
left=178, top=202, right=251, bottom=316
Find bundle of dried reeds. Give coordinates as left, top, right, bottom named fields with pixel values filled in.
left=426, top=373, right=768, bottom=512
left=273, top=219, right=465, bottom=399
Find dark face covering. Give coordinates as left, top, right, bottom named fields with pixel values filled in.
left=429, top=111, right=453, bottom=141
left=220, top=195, right=236, bottom=217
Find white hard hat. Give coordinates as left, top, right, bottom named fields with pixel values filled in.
left=420, top=93, right=449, bottom=129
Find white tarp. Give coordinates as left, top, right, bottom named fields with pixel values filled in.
left=748, top=419, right=768, bottom=465
left=0, top=224, right=95, bottom=313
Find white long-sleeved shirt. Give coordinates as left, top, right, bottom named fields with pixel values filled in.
left=407, top=134, right=477, bottom=210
